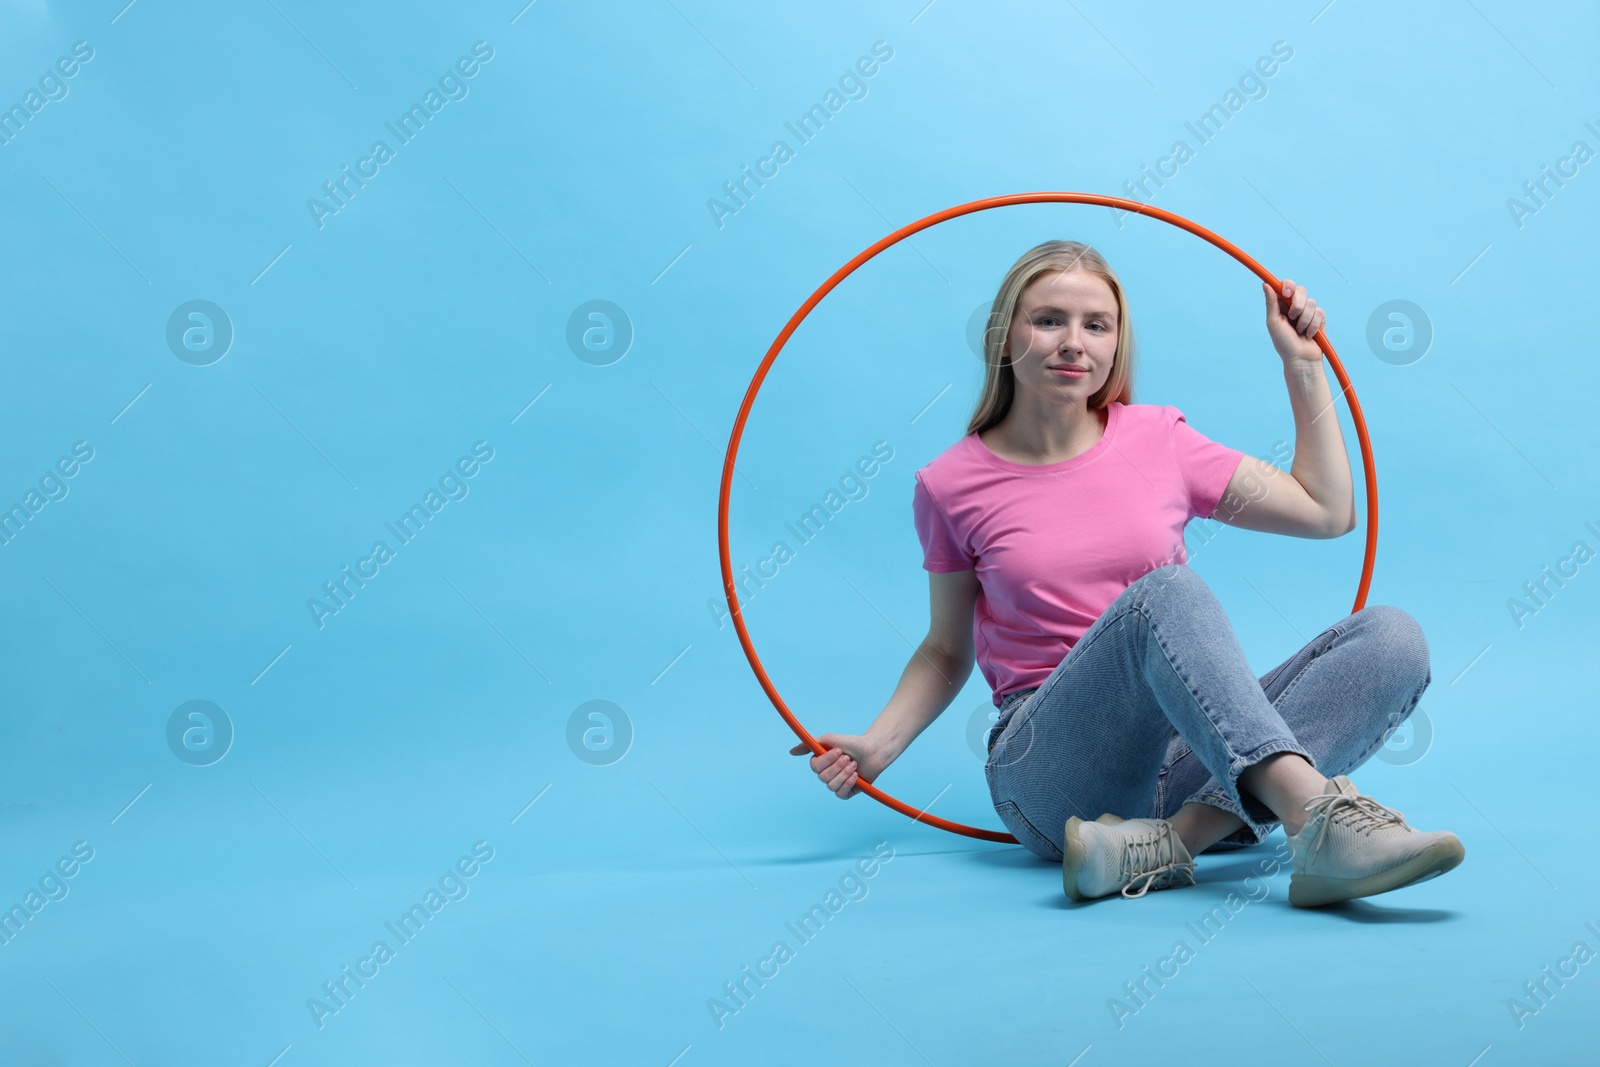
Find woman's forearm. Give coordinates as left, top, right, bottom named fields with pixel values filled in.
left=1283, top=358, right=1356, bottom=535
left=863, top=640, right=974, bottom=766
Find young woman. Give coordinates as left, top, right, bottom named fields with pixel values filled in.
left=792, top=240, right=1464, bottom=908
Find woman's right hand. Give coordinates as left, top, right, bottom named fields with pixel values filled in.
left=788, top=733, right=889, bottom=799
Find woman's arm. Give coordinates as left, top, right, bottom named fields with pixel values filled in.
left=869, top=568, right=978, bottom=766
left=1214, top=279, right=1357, bottom=539
left=792, top=569, right=979, bottom=797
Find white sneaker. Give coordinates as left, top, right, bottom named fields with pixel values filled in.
left=1287, top=775, right=1465, bottom=908
left=1062, top=813, right=1195, bottom=901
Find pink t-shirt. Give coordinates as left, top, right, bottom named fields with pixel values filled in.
left=912, top=401, right=1246, bottom=707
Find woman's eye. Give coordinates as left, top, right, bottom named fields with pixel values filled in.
left=1035, top=317, right=1111, bottom=330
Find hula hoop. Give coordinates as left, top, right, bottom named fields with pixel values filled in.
left=717, top=191, right=1377, bottom=844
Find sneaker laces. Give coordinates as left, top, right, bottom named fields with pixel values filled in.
left=1119, top=826, right=1196, bottom=899
left=1299, top=791, right=1409, bottom=864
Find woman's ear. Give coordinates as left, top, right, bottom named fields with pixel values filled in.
left=993, top=336, right=1011, bottom=369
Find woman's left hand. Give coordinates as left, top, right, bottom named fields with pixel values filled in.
left=1263, top=279, right=1326, bottom=365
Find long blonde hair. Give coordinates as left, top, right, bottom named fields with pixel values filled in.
left=967, top=240, right=1138, bottom=436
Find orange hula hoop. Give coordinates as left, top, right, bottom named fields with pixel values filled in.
left=717, top=191, right=1377, bottom=844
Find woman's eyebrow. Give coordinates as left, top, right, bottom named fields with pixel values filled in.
left=1026, top=304, right=1116, bottom=318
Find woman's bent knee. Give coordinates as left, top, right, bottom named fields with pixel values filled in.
left=1123, top=564, right=1229, bottom=629
left=1128, top=563, right=1209, bottom=605
left=1358, top=604, right=1431, bottom=689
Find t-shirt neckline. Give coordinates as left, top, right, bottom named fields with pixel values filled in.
left=968, top=402, right=1122, bottom=475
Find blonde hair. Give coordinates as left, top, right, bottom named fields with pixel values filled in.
left=967, top=240, right=1137, bottom=436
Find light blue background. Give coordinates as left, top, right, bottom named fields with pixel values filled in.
left=1, top=1, right=1596, bottom=1063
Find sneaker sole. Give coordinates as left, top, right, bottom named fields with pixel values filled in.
left=1062, top=813, right=1124, bottom=903
left=1288, top=835, right=1465, bottom=908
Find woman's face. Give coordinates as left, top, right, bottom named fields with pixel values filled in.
left=1003, top=269, right=1119, bottom=405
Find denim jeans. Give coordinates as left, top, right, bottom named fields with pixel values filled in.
left=984, top=564, right=1432, bottom=861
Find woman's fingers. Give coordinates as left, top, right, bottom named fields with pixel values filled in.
left=1276, top=279, right=1323, bottom=337
left=1270, top=281, right=1294, bottom=323
left=824, top=758, right=856, bottom=792
left=789, top=740, right=867, bottom=797
left=812, top=747, right=845, bottom=775
left=1295, top=303, right=1322, bottom=337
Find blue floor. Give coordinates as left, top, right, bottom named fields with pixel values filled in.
left=3, top=1, right=1598, bottom=1064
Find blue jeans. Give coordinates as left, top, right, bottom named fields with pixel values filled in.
left=984, top=564, right=1432, bottom=861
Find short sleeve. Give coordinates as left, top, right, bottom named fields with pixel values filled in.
left=1170, top=406, right=1247, bottom=521
left=912, top=471, right=974, bottom=572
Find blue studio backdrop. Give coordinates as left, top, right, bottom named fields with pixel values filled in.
left=2, top=1, right=1597, bottom=1064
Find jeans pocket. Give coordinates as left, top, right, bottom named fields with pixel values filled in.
left=995, top=798, right=1063, bottom=862
left=987, top=703, right=1041, bottom=772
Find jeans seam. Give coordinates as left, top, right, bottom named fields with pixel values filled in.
left=1352, top=670, right=1432, bottom=767
left=1232, top=737, right=1316, bottom=777
left=1022, top=596, right=1140, bottom=716
left=1129, top=598, right=1243, bottom=768
left=998, top=569, right=1374, bottom=849
left=996, top=798, right=1063, bottom=861
left=1130, top=595, right=1294, bottom=825
left=1260, top=618, right=1346, bottom=701
left=988, top=689, right=1039, bottom=766
left=1267, top=635, right=1335, bottom=713
left=1111, top=591, right=1303, bottom=829
left=992, top=596, right=1200, bottom=796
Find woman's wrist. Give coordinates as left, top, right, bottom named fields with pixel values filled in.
left=863, top=726, right=900, bottom=769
